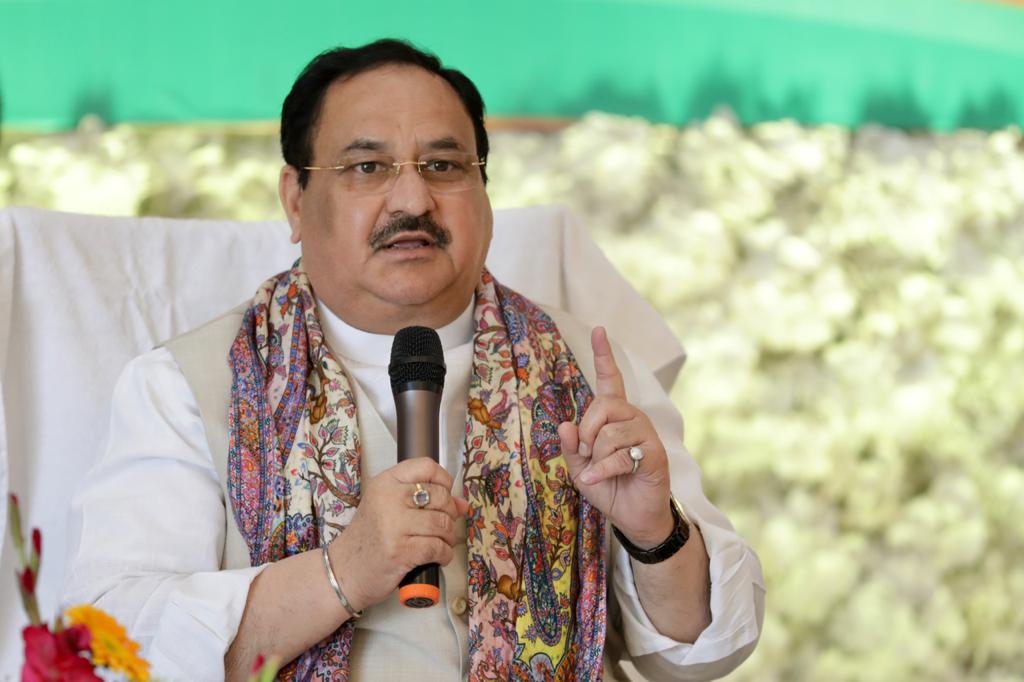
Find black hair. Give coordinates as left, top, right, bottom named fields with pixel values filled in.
left=280, top=38, right=489, bottom=187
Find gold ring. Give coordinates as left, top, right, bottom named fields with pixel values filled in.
left=412, top=482, right=431, bottom=509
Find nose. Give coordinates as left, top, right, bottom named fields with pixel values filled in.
left=384, top=162, right=436, bottom=217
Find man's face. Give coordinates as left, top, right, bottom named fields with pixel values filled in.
left=280, top=64, right=493, bottom=333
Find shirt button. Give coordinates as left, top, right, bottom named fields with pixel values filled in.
left=450, top=596, right=468, bottom=615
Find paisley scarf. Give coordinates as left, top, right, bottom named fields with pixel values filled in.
left=228, top=261, right=606, bottom=681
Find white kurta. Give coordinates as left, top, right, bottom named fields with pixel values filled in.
left=63, top=300, right=765, bottom=681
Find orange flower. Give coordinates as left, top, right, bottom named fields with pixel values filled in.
left=496, top=574, right=521, bottom=600
left=64, top=605, right=150, bottom=681
left=468, top=398, right=492, bottom=427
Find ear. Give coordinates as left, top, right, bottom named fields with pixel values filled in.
left=279, top=165, right=304, bottom=244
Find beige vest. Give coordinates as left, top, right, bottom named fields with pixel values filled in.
left=165, top=305, right=637, bottom=681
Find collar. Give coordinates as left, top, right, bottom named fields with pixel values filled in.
left=316, top=297, right=476, bottom=367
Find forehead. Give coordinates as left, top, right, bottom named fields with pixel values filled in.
left=312, top=64, right=477, bottom=155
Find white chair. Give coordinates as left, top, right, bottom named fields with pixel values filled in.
left=0, top=203, right=684, bottom=672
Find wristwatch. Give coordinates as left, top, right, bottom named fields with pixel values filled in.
left=613, top=495, right=691, bottom=564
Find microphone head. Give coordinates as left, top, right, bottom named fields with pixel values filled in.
left=389, top=326, right=446, bottom=392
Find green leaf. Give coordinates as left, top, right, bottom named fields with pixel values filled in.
left=7, top=494, right=25, bottom=561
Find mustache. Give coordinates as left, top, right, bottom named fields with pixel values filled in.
left=368, top=214, right=452, bottom=251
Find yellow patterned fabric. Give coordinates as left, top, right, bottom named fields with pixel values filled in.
left=463, top=270, right=607, bottom=680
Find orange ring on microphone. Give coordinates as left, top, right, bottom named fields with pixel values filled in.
left=399, top=583, right=440, bottom=608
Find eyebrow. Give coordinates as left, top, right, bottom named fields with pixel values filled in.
left=424, top=137, right=466, bottom=152
left=341, top=138, right=387, bottom=153
left=336, top=135, right=468, bottom=157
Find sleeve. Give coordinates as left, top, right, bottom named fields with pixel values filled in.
left=62, top=347, right=267, bottom=680
left=607, top=347, right=766, bottom=681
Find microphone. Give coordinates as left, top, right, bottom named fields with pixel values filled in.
left=388, top=326, right=446, bottom=608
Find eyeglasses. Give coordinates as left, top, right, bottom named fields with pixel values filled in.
left=303, top=152, right=486, bottom=194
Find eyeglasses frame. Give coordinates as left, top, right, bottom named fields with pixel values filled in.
left=301, top=155, right=487, bottom=193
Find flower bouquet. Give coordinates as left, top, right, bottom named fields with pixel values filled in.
left=8, top=493, right=150, bottom=681
left=8, top=493, right=282, bottom=681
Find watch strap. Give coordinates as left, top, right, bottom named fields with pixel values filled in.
left=613, top=495, right=691, bottom=565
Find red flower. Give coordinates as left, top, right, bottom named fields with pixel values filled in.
left=32, top=529, right=42, bottom=556
left=21, top=624, right=100, bottom=682
left=19, top=568, right=35, bottom=596
left=61, top=625, right=92, bottom=653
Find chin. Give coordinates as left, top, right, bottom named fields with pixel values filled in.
left=375, top=277, right=451, bottom=308
left=375, top=272, right=477, bottom=322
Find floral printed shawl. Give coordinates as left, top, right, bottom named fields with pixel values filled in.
left=228, top=261, right=606, bottom=681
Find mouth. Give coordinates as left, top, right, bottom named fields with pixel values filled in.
left=381, top=232, right=437, bottom=251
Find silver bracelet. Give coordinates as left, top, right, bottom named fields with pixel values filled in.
left=322, top=541, right=364, bottom=620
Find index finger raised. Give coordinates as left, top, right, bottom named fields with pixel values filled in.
left=591, top=326, right=627, bottom=399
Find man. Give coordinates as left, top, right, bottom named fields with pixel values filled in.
left=64, top=40, right=764, bottom=680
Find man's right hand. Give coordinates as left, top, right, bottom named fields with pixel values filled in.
left=327, top=458, right=470, bottom=613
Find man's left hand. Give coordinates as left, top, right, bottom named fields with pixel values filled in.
left=558, top=326, right=675, bottom=548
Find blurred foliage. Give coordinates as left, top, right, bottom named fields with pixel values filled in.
left=3, top=112, right=1024, bottom=681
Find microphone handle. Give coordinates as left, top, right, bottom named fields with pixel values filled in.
left=395, top=386, right=442, bottom=608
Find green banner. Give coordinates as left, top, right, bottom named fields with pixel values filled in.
left=1, top=0, right=1023, bottom=131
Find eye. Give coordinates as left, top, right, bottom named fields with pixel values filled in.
left=423, top=158, right=463, bottom=173
left=351, top=160, right=388, bottom=174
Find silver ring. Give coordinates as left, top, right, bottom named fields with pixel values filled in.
left=412, top=483, right=431, bottom=509
left=628, top=446, right=644, bottom=474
